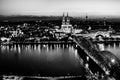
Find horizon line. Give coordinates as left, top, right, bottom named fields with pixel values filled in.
left=0, top=11, right=120, bottom=18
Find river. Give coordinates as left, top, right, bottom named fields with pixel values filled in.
left=0, top=44, right=86, bottom=77
left=97, top=42, right=120, bottom=60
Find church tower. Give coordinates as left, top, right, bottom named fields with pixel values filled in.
left=62, top=13, right=65, bottom=25
left=61, top=13, right=73, bottom=33
left=66, top=12, right=70, bottom=25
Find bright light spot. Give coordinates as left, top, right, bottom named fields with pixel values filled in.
left=111, top=59, right=115, bottom=63
left=105, top=70, right=110, bottom=75
left=43, top=45, right=46, bottom=48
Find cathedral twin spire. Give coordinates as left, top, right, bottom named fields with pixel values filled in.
left=62, top=12, right=70, bottom=25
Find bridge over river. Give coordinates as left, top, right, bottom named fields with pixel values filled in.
left=72, top=36, right=120, bottom=80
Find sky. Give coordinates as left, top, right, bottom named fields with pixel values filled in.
left=0, top=0, right=120, bottom=17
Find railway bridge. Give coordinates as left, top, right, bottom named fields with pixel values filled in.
left=72, top=36, right=120, bottom=80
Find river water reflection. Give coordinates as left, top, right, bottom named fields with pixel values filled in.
left=0, top=44, right=85, bottom=77
left=98, top=42, right=120, bottom=59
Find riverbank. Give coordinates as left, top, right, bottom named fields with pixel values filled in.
left=0, top=41, right=74, bottom=45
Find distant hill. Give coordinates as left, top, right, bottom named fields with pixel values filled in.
left=0, top=15, right=120, bottom=22
left=0, top=15, right=63, bottom=22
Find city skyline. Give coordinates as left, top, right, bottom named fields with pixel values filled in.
left=0, top=0, right=120, bottom=17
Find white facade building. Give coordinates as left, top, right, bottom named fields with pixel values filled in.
left=61, top=13, right=73, bottom=34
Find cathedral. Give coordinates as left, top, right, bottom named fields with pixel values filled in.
left=61, top=13, right=73, bottom=33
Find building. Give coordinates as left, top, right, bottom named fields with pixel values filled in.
left=55, top=13, right=73, bottom=39
left=60, top=13, right=73, bottom=34
left=12, top=28, right=23, bottom=37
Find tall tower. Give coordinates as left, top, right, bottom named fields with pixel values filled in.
left=86, top=14, right=88, bottom=22
left=103, top=17, right=106, bottom=26
left=62, top=13, right=65, bottom=25
left=85, top=13, right=88, bottom=25
left=66, top=12, right=70, bottom=25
